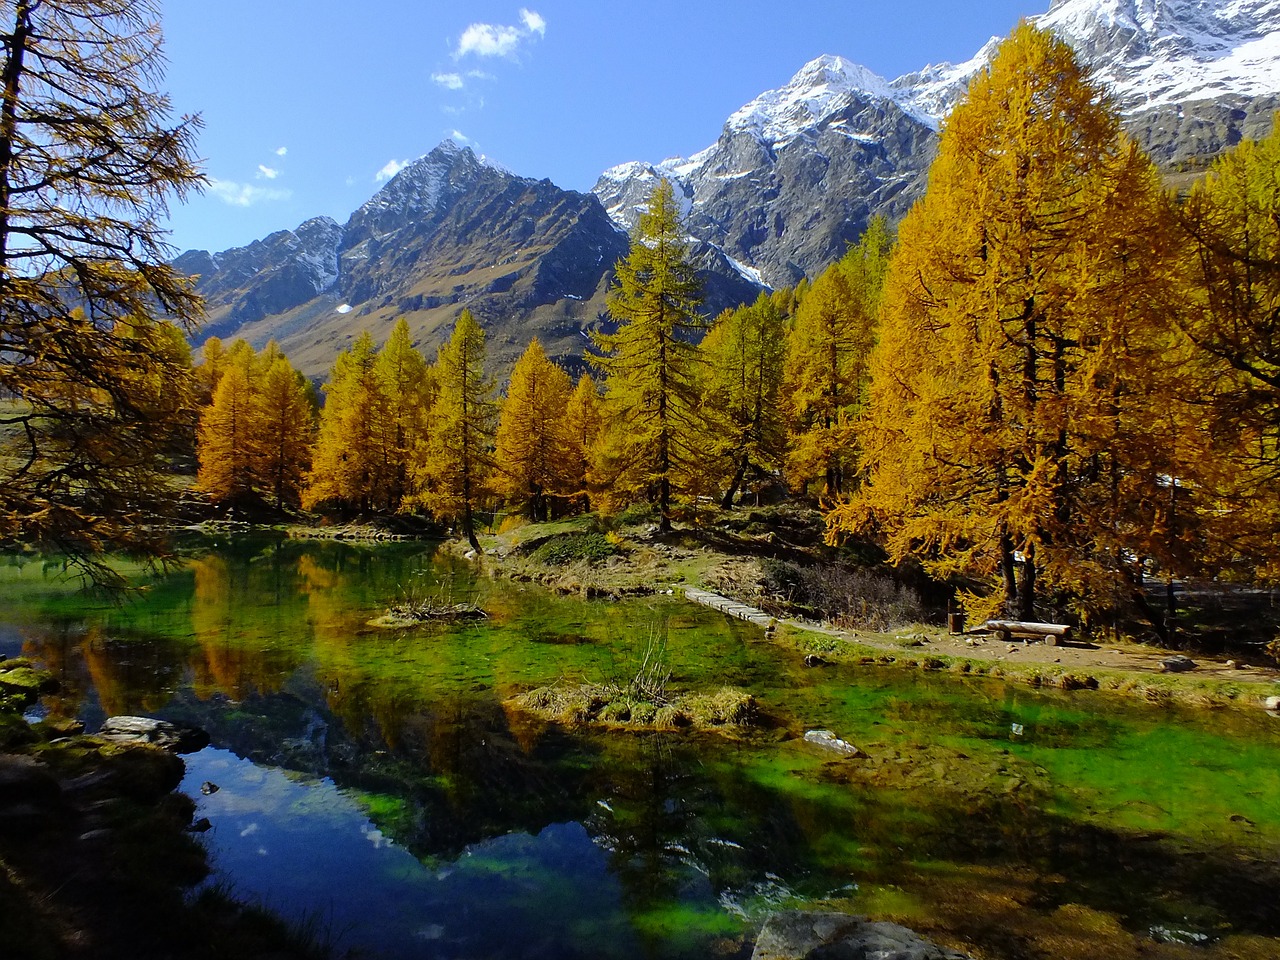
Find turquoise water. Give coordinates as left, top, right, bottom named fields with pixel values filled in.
left=5, top=536, right=1280, bottom=959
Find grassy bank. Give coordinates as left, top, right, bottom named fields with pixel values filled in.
left=467, top=509, right=1280, bottom=713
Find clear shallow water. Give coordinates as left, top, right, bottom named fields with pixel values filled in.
left=5, top=537, right=1280, bottom=959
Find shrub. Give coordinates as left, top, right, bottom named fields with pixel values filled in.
left=527, top=532, right=619, bottom=566
left=760, top=559, right=926, bottom=630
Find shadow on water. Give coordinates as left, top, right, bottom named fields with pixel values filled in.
left=4, top=535, right=1280, bottom=959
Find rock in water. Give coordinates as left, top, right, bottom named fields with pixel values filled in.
left=753, top=911, right=971, bottom=960
left=803, top=730, right=863, bottom=757
left=96, top=717, right=210, bottom=754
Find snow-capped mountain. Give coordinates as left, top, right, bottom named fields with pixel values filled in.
left=183, top=0, right=1280, bottom=379
left=596, top=0, right=1280, bottom=286
left=594, top=54, right=937, bottom=288
left=1037, top=0, right=1280, bottom=110
left=178, top=141, right=758, bottom=377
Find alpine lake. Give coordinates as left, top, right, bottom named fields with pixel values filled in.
left=4, top=535, right=1280, bottom=960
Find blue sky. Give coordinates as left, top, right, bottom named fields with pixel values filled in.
left=159, top=1, right=1044, bottom=256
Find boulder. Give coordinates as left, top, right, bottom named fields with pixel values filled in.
left=1263, top=696, right=1280, bottom=712
left=96, top=717, right=209, bottom=754
left=753, top=911, right=971, bottom=960
left=1159, top=655, right=1197, bottom=673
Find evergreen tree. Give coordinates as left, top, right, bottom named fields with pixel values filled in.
left=0, top=0, right=204, bottom=574
left=494, top=337, right=572, bottom=520
left=829, top=23, right=1193, bottom=624
left=415, top=310, right=495, bottom=551
left=591, top=179, right=704, bottom=530
left=702, top=293, right=789, bottom=507
left=784, top=216, right=890, bottom=497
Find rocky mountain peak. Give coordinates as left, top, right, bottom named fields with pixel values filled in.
left=1033, top=0, right=1280, bottom=109
left=726, top=54, right=924, bottom=145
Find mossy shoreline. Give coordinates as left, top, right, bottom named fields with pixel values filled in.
left=456, top=512, right=1280, bottom=715
left=509, top=681, right=757, bottom=732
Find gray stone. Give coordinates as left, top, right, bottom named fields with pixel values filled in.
left=803, top=730, right=863, bottom=758
left=752, top=911, right=971, bottom=960
left=1159, top=655, right=1197, bottom=673
left=96, top=716, right=209, bottom=754
left=1263, top=696, right=1280, bottom=712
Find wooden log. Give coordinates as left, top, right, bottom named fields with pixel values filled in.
left=984, top=620, right=1072, bottom=643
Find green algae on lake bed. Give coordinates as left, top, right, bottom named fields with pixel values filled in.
left=3, top=535, right=1280, bottom=959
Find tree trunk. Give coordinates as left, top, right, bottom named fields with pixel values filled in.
left=720, top=453, right=749, bottom=510
left=1017, top=543, right=1037, bottom=622
left=1000, top=529, right=1018, bottom=615
left=0, top=1, right=32, bottom=278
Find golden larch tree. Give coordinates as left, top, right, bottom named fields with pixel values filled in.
left=0, top=0, right=204, bottom=575
left=702, top=292, right=790, bottom=508
left=591, top=179, right=704, bottom=529
left=784, top=217, right=889, bottom=497
left=494, top=337, right=572, bottom=520
left=1173, top=119, right=1280, bottom=581
left=372, top=318, right=433, bottom=510
left=829, top=23, right=1195, bottom=626
left=304, top=332, right=382, bottom=512
left=197, top=362, right=258, bottom=504
left=563, top=373, right=604, bottom=512
left=414, top=310, right=495, bottom=551
left=255, top=356, right=316, bottom=511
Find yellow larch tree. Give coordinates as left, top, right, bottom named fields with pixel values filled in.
left=372, top=319, right=433, bottom=510
left=303, top=332, right=382, bottom=512
left=0, top=0, right=204, bottom=576
left=590, top=179, right=705, bottom=530
left=255, top=356, right=317, bottom=511
left=702, top=292, right=790, bottom=508
left=197, top=361, right=259, bottom=504
left=784, top=216, right=890, bottom=498
left=494, top=337, right=573, bottom=520
left=414, top=310, right=496, bottom=551
left=829, top=23, right=1196, bottom=627
left=1173, top=119, right=1280, bottom=580
left=562, top=373, right=604, bottom=512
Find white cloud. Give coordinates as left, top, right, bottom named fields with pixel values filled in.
left=336, top=303, right=352, bottom=314
left=257, top=164, right=280, bottom=180
left=208, top=178, right=291, bottom=207
left=456, top=22, right=522, bottom=58
left=375, top=158, right=410, bottom=182
left=449, top=129, right=474, bottom=146
left=432, top=72, right=465, bottom=90
left=519, top=8, right=546, bottom=36
left=454, top=8, right=546, bottom=59
left=275, top=146, right=288, bottom=157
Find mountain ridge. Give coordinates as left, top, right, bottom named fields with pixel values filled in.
left=181, top=0, right=1280, bottom=375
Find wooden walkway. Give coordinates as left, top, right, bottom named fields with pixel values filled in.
left=683, top=587, right=776, bottom=628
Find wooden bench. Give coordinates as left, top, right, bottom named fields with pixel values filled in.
left=984, top=619, right=1073, bottom=646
